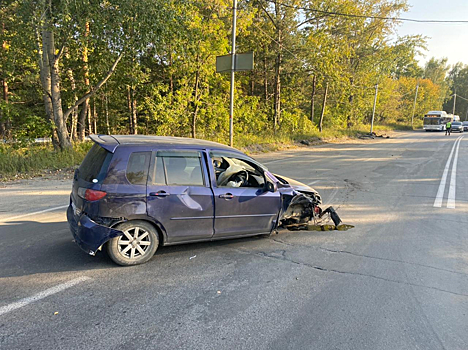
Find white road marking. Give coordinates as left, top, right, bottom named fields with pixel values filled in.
left=324, top=182, right=339, bottom=206
left=307, top=180, right=319, bottom=186
left=0, top=205, right=68, bottom=223
left=434, top=136, right=463, bottom=208
left=0, top=276, right=91, bottom=316
left=263, top=157, right=293, bottom=165
left=447, top=136, right=463, bottom=208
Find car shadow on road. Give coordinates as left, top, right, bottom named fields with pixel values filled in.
left=0, top=220, right=274, bottom=279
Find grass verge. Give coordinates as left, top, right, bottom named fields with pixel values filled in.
left=0, top=123, right=412, bottom=181
left=0, top=142, right=92, bottom=181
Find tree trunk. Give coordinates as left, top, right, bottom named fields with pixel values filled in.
left=127, top=86, right=133, bottom=133
left=0, top=21, right=10, bottom=138
left=274, top=51, right=281, bottom=130
left=131, top=89, right=137, bottom=135
left=0, top=78, right=9, bottom=138
left=105, top=93, right=110, bottom=134
left=263, top=56, right=268, bottom=102
left=310, top=75, right=316, bottom=123
left=169, top=46, right=174, bottom=94
left=37, top=24, right=59, bottom=149
left=65, top=50, right=78, bottom=141
left=191, top=69, right=200, bottom=139
left=127, top=85, right=138, bottom=134
left=43, top=29, right=71, bottom=149
left=78, top=21, right=90, bottom=141
left=250, top=71, right=255, bottom=96
left=319, top=82, right=328, bottom=133
left=87, top=104, right=92, bottom=134
left=273, top=2, right=282, bottom=131
left=93, top=98, right=98, bottom=134
left=347, top=78, right=354, bottom=128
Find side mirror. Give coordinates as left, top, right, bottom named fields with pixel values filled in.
left=265, top=181, right=276, bottom=193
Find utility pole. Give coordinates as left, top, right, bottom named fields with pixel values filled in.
left=411, top=82, right=419, bottom=128
left=229, top=0, right=238, bottom=148
left=452, top=91, right=457, bottom=115
left=370, top=84, right=378, bottom=134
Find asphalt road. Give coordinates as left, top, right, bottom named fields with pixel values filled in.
left=1, top=131, right=467, bottom=350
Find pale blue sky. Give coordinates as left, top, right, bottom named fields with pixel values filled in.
left=395, top=0, right=468, bottom=67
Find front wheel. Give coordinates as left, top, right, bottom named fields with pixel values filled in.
left=107, top=221, right=159, bottom=266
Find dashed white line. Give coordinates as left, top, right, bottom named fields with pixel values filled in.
left=433, top=136, right=463, bottom=208
left=0, top=205, right=68, bottom=223
left=447, top=136, right=463, bottom=208
left=0, top=276, right=92, bottom=316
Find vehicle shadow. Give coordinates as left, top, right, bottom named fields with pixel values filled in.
left=0, top=220, right=270, bottom=279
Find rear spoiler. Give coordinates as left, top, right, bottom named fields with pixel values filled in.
left=89, top=134, right=120, bottom=153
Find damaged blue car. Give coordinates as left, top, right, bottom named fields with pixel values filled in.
left=68, top=135, right=335, bottom=266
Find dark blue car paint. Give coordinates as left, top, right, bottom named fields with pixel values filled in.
left=67, top=203, right=123, bottom=254
left=68, top=135, right=306, bottom=256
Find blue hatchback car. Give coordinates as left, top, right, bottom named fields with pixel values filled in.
left=67, top=135, right=324, bottom=265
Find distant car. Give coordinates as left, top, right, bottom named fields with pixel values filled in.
left=462, top=121, right=468, bottom=131
left=67, top=135, right=326, bottom=266
left=451, top=121, right=463, bottom=133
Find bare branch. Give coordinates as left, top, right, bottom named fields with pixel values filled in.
left=64, top=54, right=123, bottom=120
left=259, top=1, right=277, bottom=29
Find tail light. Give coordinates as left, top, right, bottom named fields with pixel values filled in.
left=78, top=187, right=107, bottom=201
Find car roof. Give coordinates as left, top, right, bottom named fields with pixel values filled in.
left=89, top=134, right=240, bottom=153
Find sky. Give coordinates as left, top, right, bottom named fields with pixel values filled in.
left=395, top=0, right=468, bottom=67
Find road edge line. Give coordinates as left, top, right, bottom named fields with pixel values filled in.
left=0, top=276, right=92, bottom=317
left=433, top=136, right=462, bottom=207
left=447, top=136, right=463, bottom=208
left=0, top=205, right=69, bottom=223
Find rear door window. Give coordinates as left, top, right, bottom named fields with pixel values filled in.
left=78, top=144, right=113, bottom=182
left=126, top=152, right=151, bottom=185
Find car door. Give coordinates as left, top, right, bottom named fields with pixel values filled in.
left=209, top=151, right=281, bottom=238
left=146, top=150, right=214, bottom=243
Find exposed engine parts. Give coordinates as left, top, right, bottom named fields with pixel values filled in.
left=279, top=191, right=348, bottom=231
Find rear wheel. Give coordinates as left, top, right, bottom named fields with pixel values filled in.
left=107, top=221, right=159, bottom=266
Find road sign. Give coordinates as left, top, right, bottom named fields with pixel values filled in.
left=216, top=52, right=254, bottom=73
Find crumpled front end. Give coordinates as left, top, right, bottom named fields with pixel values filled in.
left=278, top=190, right=341, bottom=230
left=67, top=201, right=123, bottom=256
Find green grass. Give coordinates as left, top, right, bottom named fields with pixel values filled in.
left=0, top=122, right=413, bottom=180
left=234, top=123, right=411, bottom=154
left=0, top=142, right=92, bottom=180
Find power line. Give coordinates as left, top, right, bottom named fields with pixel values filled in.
left=265, top=0, right=468, bottom=24
left=455, top=94, right=468, bottom=102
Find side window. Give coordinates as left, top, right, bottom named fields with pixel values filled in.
left=211, top=154, right=265, bottom=188
left=151, top=152, right=204, bottom=186
left=126, top=152, right=151, bottom=185
left=153, top=156, right=166, bottom=185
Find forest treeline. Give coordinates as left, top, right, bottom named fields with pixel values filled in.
left=0, top=0, right=467, bottom=150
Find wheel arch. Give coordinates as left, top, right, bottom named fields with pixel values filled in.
left=109, top=216, right=168, bottom=246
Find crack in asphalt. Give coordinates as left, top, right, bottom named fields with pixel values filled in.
left=270, top=238, right=468, bottom=278
left=247, top=249, right=468, bottom=298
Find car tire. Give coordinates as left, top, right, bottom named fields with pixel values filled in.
left=107, top=221, right=159, bottom=266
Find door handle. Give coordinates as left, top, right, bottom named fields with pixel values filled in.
left=219, top=193, right=234, bottom=199
left=149, top=190, right=169, bottom=197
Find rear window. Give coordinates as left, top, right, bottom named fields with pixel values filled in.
left=78, top=144, right=112, bottom=182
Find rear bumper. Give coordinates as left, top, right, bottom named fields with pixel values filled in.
left=423, top=125, right=443, bottom=130
left=67, top=201, right=123, bottom=255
